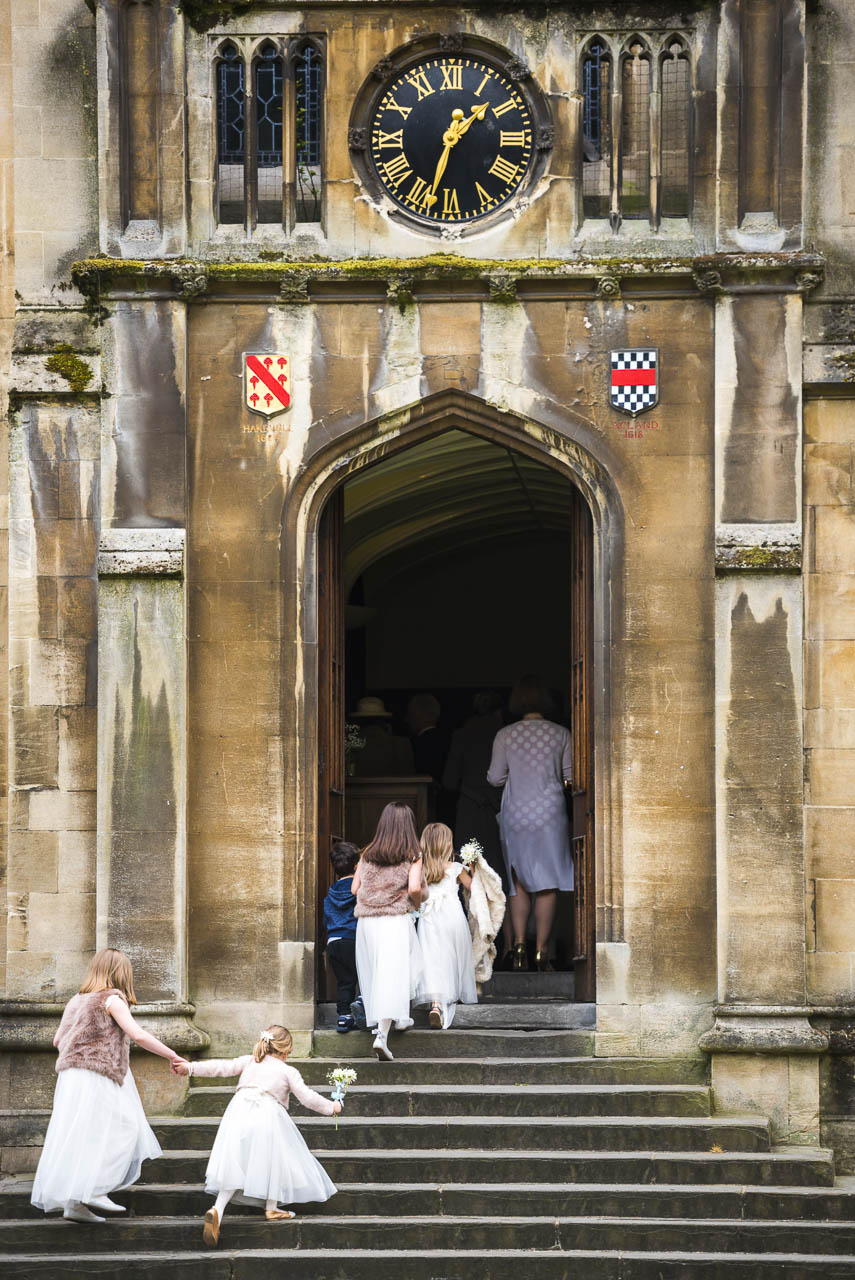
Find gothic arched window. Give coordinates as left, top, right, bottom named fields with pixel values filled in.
left=216, top=42, right=246, bottom=225
left=293, top=42, right=323, bottom=223
left=660, top=38, right=691, bottom=218
left=255, top=41, right=284, bottom=224
left=581, top=32, right=692, bottom=230
left=582, top=41, right=612, bottom=221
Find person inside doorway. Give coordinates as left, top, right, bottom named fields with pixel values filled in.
left=406, top=693, right=448, bottom=782
left=487, top=675, right=573, bottom=972
left=349, top=697, right=414, bottom=776
left=442, top=691, right=511, bottom=961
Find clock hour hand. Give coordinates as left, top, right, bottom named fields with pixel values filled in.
left=424, top=103, right=490, bottom=208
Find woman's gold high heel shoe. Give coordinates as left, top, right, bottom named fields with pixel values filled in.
left=535, top=949, right=550, bottom=972
left=513, top=942, right=528, bottom=972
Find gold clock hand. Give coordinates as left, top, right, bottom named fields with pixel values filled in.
left=424, top=104, right=490, bottom=208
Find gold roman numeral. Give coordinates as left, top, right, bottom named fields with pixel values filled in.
left=440, top=63, right=463, bottom=91
left=406, top=68, right=435, bottom=100
left=384, top=98, right=412, bottom=120
left=474, top=72, right=490, bottom=97
left=475, top=181, right=493, bottom=207
left=381, top=152, right=412, bottom=188
left=493, top=98, right=517, bottom=118
left=442, top=187, right=460, bottom=215
left=500, top=130, right=527, bottom=147
left=376, top=129, right=404, bottom=149
left=488, top=154, right=520, bottom=184
left=406, top=175, right=431, bottom=207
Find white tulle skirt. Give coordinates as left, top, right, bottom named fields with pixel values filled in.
left=205, top=1087, right=336, bottom=1206
left=414, top=894, right=478, bottom=1029
left=31, top=1067, right=161, bottom=1213
left=355, top=913, right=423, bottom=1029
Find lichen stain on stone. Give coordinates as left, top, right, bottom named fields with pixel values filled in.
left=44, top=345, right=93, bottom=393
left=726, top=592, right=800, bottom=836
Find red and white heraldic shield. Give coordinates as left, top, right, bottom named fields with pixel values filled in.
left=244, top=353, right=291, bottom=418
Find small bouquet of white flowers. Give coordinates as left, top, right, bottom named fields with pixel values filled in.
left=327, top=1065, right=357, bottom=1129
left=459, top=838, right=483, bottom=870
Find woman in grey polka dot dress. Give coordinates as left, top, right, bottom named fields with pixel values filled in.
left=487, top=676, right=573, bottom=971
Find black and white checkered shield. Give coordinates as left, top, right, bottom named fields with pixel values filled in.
left=609, top=349, right=659, bottom=416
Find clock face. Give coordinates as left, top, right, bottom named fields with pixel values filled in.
left=369, top=57, right=533, bottom=225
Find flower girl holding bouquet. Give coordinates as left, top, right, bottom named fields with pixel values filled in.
left=31, top=947, right=187, bottom=1223
left=353, top=801, right=426, bottom=1061
left=173, top=1024, right=340, bottom=1247
left=414, top=823, right=478, bottom=1030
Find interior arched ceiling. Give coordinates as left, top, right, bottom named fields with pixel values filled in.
left=342, top=429, right=578, bottom=594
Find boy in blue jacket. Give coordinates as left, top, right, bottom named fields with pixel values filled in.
left=323, top=841, right=360, bottom=1033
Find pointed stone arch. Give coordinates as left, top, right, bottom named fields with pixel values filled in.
left=279, top=389, right=627, bottom=1004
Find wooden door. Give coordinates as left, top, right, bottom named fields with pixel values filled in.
left=570, top=488, right=596, bottom=1001
left=316, top=489, right=345, bottom=999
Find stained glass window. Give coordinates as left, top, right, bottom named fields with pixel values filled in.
left=582, top=43, right=612, bottom=220
left=661, top=42, right=691, bottom=217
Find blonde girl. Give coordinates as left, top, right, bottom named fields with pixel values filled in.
left=414, top=823, right=479, bottom=1029
left=174, top=1024, right=340, bottom=1248
left=353, top=801, right=426, bottom=1061
left=31, top=948, right=187, bottom=1223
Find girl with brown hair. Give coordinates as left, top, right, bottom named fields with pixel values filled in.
left=352, top=801, right=426, bottom=1060
left=174, top=1023, right=340, bottom=1247
left=31, top=948, right=187, bottom=1223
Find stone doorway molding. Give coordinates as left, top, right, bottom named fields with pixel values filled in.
left=280, top=389, right=627, bottom=1008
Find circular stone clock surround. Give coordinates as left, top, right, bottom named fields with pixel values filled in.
left=348, top=34, right=554, bottom=237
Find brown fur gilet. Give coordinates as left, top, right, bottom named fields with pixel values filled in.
left=55, top=989, right=130, bottom=1086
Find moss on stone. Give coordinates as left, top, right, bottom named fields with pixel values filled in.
left=176, top=0, right=253, bottom=32
left=44, top=343, right=93, bottom=392
left=716, top=544, right=802, bottom=572
left=831, top=351, right=855, bottom=383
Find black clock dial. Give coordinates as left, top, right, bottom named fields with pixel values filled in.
left=369, top=57, right=533, bottom=224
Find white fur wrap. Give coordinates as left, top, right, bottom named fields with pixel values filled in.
left=467, top=859, right=507, bottom=984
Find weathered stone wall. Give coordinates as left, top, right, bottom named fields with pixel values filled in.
left=807, top=0, right=855, bottom=294
left=0, top=0, right=13, bottom=996
left=186, top=286, right=717, bottom=1053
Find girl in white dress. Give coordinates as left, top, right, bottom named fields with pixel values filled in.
left=31, top=948, right=187, bottom=1223
left=353, top=801, right=426, bottom=1061
left=415, top=823, right=478, bottom=1030
left=173, top=1024, right=341, bottom=1248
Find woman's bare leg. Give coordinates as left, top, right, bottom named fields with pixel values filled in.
left=533, top=890, right=558, bottom=953
left=509, top=871, right=531, bottom=944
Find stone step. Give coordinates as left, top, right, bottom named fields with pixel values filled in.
left=281, top=1055, right=709, bottom=1087
left=479, top=972, right=575, bottom=999
left=151, top=1113, right=771, bottom=1154
left=3, top=1248, right=855, bottom=1278
left=134, top=1147, right=835, bottom=1187
left=310, top=1028, right=596, bottom=1058
left=5, top=1213, right=855, bottom=1255
left=316, top=1002, right=595, bottom=1030
left=7, top=1180, right=855, bottom=1222
left=184, top=1082, right=713, bottom=1119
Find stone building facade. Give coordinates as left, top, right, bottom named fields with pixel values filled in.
left=1, top=0, right=855, bottom=1172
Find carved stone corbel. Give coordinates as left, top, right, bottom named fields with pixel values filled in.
left=372, top=56, right=394, bottom=81
left=504, top=56, right=531, bottom=82
left=439, top=33, right=464, bottom=52
left=279, top=272, right=311, bottom=304
left=172, top=264, right=208, bottom=300
left=488, top=275, right=518, bottom=304
left=347, top=127, right=367, bottom=152
left=597, top=276, right=621, bottom=299
left=692, top=268, right=724, bottom=296
left=387, top=274, right=415, bottom=312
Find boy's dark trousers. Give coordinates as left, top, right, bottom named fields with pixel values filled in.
left=328, top=938, right=358, bottom=1014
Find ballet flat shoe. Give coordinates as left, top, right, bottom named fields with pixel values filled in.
left=86, top=1196, right=126, bottom=1213
left=373, top=1034, right=394, bottom=1061
left=265, top=1208, right=296, bottom=1220
left=429, top=1006, right=443, bottom=1030
left=63, top=1203, right=105, bottom=1224
left=203, top=1207, right=220, bottom=1248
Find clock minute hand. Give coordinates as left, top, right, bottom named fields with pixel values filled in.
left=424, top=103, right=489, bottom=208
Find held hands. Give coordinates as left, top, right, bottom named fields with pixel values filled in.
left=171, top=1057, right=191, bottom=1076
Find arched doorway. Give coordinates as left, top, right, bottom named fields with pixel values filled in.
left=315, top=426, right=596, bottom=1005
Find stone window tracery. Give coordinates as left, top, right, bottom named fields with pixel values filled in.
left=581, top=31, right=692, bottom=230
left=214, top=36, right=325, bottom=232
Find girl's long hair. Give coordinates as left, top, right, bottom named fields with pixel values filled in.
left=421, top=823, right=454, bottom=885
left=253, top=1024, right=293, bottom=1063
left=79, top=948, right=137, bottom=1005
left=361, top=801, right=421, bottom=867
